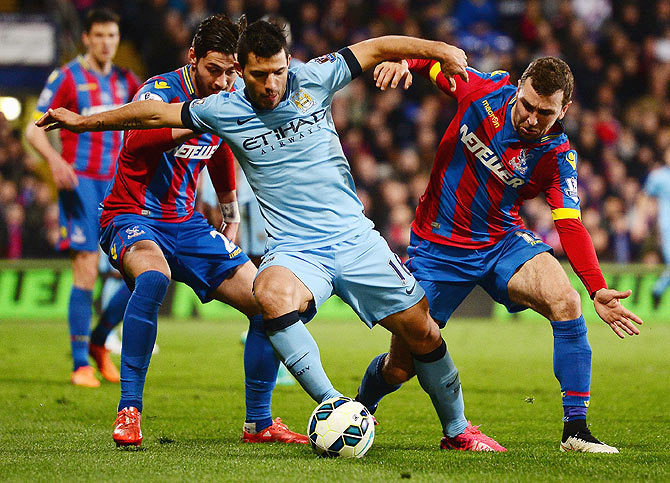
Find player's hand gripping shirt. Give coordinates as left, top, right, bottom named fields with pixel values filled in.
left=408, top=60, right=606, bottom=295
left=184, top=50, right=373, bottom=251
left=34, top=55, right=140, bottom=180
left=100, top=66, right=235, bottom=227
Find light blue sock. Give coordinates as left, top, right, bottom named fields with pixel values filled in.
left=357, top=353, right=402, bottom=413
left=244, top=314, right=279, bottom=431
left=413, top=339, right=468, bottom=437
left=551, top=315, right=591, bottom=420
left=118, top=271, right=169, bottom=412
left=68, top=287, right=93, bottom=371
left=265, top=311, right=341, bottom=403
left=653, top=268, right=670, bottom=298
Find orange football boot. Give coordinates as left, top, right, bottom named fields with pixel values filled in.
left=113, top=407, right=143, bottom=447
left=71, top=365, right=100, bottom=388
left=242, top=418, right=309, bottom=444
left=89, top=344, right=120, bottom=383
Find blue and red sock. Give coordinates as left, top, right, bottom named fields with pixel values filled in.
left=551, top=315, right=591, bottom=421
left=118, top=271, right=169, bottom=413
left=243, top=314, right=278, bottom=432
left=68, top=287, right=92, bottom=371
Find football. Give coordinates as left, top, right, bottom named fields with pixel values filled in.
left=307, top=396, right=375, bottom=458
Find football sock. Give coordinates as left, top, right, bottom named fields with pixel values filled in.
left=91, top=282, right=132, bottom=346
left=118, top=271, right=169, bottom=412
left=357, top=353, right=402, bottom=414
left=244, top=314, right=279, bottom=432
left=551, top=315, right=591, bottom=421
left=412, top=338, right=468, bottom=438
left=68, top=286, right=93, bottom=371
left=264, top=311, right=341, bottom=403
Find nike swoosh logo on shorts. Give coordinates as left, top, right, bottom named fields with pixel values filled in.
left=237, top=116, right=254, bottom=125
left=405, top=281, right=417, bottom=295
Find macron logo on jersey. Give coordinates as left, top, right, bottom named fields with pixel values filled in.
left=460, top=124, right=524, bottom=188
left=172, top=144, right=218, bottom=160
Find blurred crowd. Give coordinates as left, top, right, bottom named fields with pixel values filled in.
left=2, top=0, right=670, bottom=262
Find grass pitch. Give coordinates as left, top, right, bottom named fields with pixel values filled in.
left=0, top=315, right=668, bottom=482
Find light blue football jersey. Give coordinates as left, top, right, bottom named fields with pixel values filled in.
left=186, top=51, right=373, bottom=251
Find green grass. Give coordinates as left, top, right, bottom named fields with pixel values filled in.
left=0, top=317, right=668, bottom=482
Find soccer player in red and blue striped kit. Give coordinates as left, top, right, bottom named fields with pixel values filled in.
left=26, top=9, right=140, bottom=388
left=361, top=56, right=644, bottom=452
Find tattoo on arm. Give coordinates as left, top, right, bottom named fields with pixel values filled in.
left=122, top=118, right=143, bottom=129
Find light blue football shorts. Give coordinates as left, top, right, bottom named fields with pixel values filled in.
left=257, top=228, right=425, bottom=327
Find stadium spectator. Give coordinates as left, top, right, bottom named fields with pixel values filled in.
left=4, top=0, right=670, bottom=266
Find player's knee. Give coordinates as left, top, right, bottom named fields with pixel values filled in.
left=254, top=279, right=296, bottom=316
left=549, top=288, right=582, bottom=321
left=72, top=252, right=98, bottom=289
left=402, top=312, right=442, bottom=349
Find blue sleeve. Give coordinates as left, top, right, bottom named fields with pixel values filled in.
left=299, top=50, right=356, bottom=99
left=645, top=170, right=662, bottom=197
left=547, top=149, right=581, bottom=220
left=556, top=149, right=580, bottom=211
left=133, top=77, right=172, bottom=103
left=35, top=68, right=68, bottom=114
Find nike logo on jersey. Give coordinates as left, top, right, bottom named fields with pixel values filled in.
left=154, top=81, right=170, bottom=89
left=460, top=124, right=525, bottom=188
left=237, top=116, right=255, bottom=125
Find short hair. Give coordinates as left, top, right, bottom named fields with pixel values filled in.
left=237, top=17, right=288, bottom=69
left=191, top=14, right=238, bottom=59
left=520, top=57, right=574, bottom=106
left=83, top=8, right=120, bottom=33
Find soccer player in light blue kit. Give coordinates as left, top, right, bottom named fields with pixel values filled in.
left=38, top=19, right=506, bottom=451
left=645, top=160, right=670, bottom=308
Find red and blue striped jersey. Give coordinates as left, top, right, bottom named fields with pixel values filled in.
left=408, top=60, right=581, bottom=249
left=100, top=66, right=235, bottom=228
left=34, top=55, right=140, bottom=180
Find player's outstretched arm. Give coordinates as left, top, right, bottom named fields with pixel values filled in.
left=347, top=36, right=468, bottom=91
left=592, top=288, right=643, bottom=339
left=35, top=100, right=185, bottom=133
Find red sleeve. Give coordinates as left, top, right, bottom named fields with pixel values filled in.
left=207, top=142, right=236, bottom=193
left=406, top=59, right=457, bottom=98
left=405, top=60, right=488, bottom=101
left=554, top=218, right=607, bottom=297
left=124, top=128, right=179, bottom=155
left=50, top=71, right=77, bottom=112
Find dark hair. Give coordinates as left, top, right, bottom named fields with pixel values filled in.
left=237, top=17, right=288, bottom=68
left=191, top=14, right=238, bottom=59
left=520, top=57, right=574, bottom=106
left=84, top=8, right=120, bottom=33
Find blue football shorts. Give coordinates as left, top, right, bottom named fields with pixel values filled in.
left=406, top=229, right=553, bottom=327
left=100, top=212, right=249, bottom=302
left=58, top=176, right=110, bottom=252
left=257, top=228, right=425, bottom=327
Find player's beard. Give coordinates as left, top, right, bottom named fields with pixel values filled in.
left=193, top=69, right=220, bottom=98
